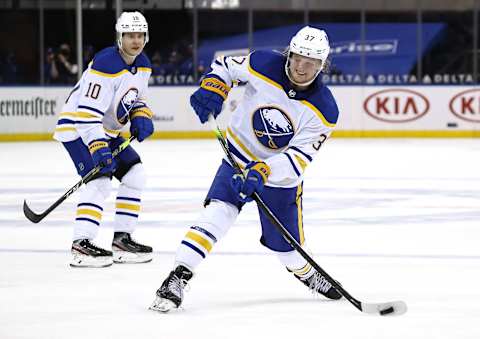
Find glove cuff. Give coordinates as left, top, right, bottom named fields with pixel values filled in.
left=88, top=139, right=108, bottom=154
left=200, top=77, right=231, bottom=100
left=248, top=161, right=271, bottom=183
left=130, top=106, right=154, bottom=119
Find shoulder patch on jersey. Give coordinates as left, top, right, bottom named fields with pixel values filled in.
left=90, top=47, right=126, bottom=75
left=301, top=86, right=339, bottom=127
left=248, top=50, right=288, bottom=90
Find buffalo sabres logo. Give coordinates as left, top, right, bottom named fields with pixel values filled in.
left=252, top=106, right=294, bottom=149
left=117, top=88, right=139, bottom=125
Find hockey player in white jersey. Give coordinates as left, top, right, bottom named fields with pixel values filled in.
left=151, top=26, right=342, bottom=312
left=53, top=11, right=154, bottom=267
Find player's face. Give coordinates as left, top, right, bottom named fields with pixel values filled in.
left=288, top=53, right=322, bottom=84
left=121, top=32, right=145, bottom=55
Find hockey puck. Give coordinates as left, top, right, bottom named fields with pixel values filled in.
left=380, top=306, right=394, bottom=315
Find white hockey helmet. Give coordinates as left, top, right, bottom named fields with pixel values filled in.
left=115, top=11, right=149, bottom=50
left=285, top=26, right=330, bottom=86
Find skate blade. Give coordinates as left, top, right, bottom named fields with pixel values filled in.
left=113, top=251, right=153, bottom=264
left=149, top=297, right=177, bottom=313
left=70, top=253, right=113, bottom=268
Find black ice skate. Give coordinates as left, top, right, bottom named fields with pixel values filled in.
left=149, top=265, right=193, bottom=313
left=111, top=232, right=153, bottom=264
left=296, top=271, right=343, bottom=300
left=70, top=239, right=113, bottom=268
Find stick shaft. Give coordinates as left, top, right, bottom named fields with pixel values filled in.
left=208, top=116, right=363, bottom=311
left=23, top=136, right=135, bottom=223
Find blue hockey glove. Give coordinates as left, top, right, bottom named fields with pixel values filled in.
left=190, top=76, right=230, bottom=124
left=88, top=139, right=116, bottom=175
left=129, top=105, right=154, bottom=142
left=231, top=161, right=271, bottom=203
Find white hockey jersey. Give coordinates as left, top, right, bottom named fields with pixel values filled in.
left=210, top=50, right=339, bottom=188
left=53, top=46, right=151, bottom=145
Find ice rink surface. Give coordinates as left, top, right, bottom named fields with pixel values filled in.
left=1, top=138, right=479, bottom=339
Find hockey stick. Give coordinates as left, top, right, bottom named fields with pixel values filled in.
left=23, top=135, right=135, bottom=223
left=208, top=115, right=407, bottom=316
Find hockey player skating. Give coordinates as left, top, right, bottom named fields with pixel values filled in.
left=151, top=26, right=341, bottom=312
left=53, top=11, right=154, bottom=267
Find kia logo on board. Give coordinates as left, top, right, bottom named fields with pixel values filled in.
left=449, top=89, right=480, bottom=123
left=364, top=89, right=430, bottom=123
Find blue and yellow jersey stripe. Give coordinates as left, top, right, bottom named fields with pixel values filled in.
left=296, top=185, right=304, bottom=245
left=248, top=62, right=283, bottom=91
left=300, top=100, right=336, bottom=128
left=226, top=127, right=261, bottom=169
left=89, top=66, right=152, bottom=78
left=55, top=110, right=121, bottom=139
left=283, top=146, right=313, bottom=175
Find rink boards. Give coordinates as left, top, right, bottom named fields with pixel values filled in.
left=0, top=85, right=479, bottom=141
